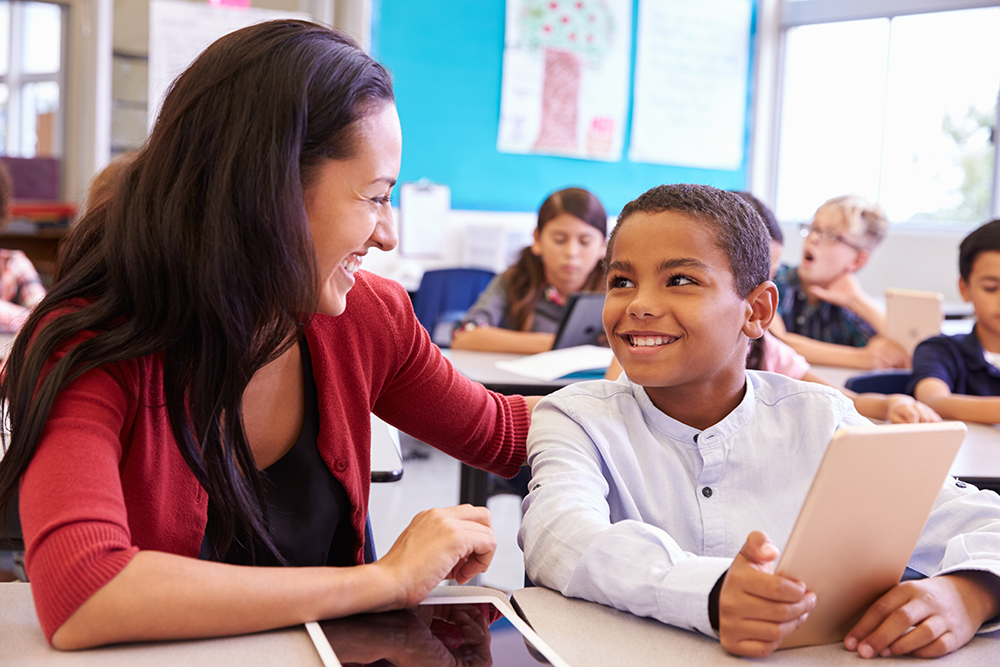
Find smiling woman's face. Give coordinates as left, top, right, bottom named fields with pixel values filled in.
left=304, top=102, right=402, bottom=316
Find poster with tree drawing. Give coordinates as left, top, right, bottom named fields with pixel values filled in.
left=497, top=0, right=632, bottom=161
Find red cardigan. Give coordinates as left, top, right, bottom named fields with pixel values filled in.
left=19, top=271, right=530, bottom=641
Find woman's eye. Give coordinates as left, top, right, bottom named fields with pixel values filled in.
left=372, top=195, right=391, bottom=205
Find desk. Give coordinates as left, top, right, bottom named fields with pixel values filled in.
left=447, top=350, right=575, bottom=506
left=0, top=583, right=512, bottom=665
left=811, top=365, right=1000, bottom=492
left=511, top=586, right=1000, bottom=666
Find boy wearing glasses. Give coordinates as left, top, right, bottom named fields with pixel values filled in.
left=770, top=194, right=909, bottom=369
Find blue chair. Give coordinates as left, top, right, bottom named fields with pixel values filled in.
left=844, top=370, right=913, bottom=395
left=411, top=268, right=495, bottom=347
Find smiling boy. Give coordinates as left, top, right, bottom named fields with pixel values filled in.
left=519, top=184, right=1000, bottom=658
left=908, top=219, right=1000, bottom=422
left=770, top=195, right=908, bottom=369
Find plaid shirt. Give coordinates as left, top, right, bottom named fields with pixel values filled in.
left=0, top=248, right=45, bottom=333
left=773, top=264, right=874, bottom=348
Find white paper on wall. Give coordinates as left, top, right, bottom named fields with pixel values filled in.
left=629, top=0, right=752, bottom=170
left=497, top=0, right=633, bottom=162
left=148, top=0, right=309, bottom=131
left=399, top=180, right=451, bottom=257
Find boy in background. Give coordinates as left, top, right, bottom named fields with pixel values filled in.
left=771, top=194, right=908, bottom=369
left=908, top=219, right=1000, bottom=422
left=0, top=161, right=46, bottom=333
left=520, top=184, right=1000, bottom=658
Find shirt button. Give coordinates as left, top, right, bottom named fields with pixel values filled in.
left=693, top=434, right=699, bottom=443
left=796, top=315, right=806, bottom=325
left=335, top=459, right=348, bottom=472
left=955, top=480, right=968, bottom=488
left=702, top=487, right=713, bottom=498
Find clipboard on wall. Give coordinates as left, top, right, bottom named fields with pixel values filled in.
left=399, top=178, right=450, bottom=257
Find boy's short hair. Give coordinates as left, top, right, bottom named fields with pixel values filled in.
left=607, top=184, right=771, bottom=299
left=732, top=190, right=782, bottom=244
left=817, top=194, right=889, bottom=250
left=959, top=219, right=1000, bottom=281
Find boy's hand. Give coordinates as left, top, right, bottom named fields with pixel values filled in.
left=884, top=394, right=942, bottom=423
left=805, top=271, right=865, bottom=310
left=718, top=531, right=816, bottom=657
left=845, top=571, right=1000, bottom=659
left=863, top=336, right=909, bottom=369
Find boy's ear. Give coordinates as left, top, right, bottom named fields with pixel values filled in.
left=848, top=248, right=871, bottom=272
left=743, top=281, right=778, bottom=339
left=959, top=277, right=971, bottom=303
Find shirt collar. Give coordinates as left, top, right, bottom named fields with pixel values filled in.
left=631, top=374, right=756, bottom=446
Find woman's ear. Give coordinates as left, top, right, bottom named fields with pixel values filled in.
left=743, top=281, right=778, bottom=339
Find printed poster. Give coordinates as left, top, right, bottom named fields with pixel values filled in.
left=629, top=0, right=752, bottom=170
left=148, top=0, right=309, bottom=131
left=497, top=0, right=633, bottom=162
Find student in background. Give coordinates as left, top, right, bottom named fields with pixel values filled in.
left=451, top=187, right=607, bottom=354
left=605, top=191, right=938, bottom=424
left=909, top=219, right=1000, bottom=423
left=770, top=194, right=908, bottom=369
left=0, top=22, right=534, bottom=650
left=522, top=184, right=1000, bottom=659
left=0, top=161, right=46, bottom=333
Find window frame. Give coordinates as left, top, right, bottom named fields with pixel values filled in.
left=764, top=0, right=1000, bottom=224
left=0, top=0, right=68, bottom=158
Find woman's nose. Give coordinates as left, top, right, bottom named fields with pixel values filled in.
left=372, top=210, right=399, bottom=251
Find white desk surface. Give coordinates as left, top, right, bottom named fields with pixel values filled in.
left=512, top=586, right=1000, bottom=667
left=0, top=583, right=510, bottom=665
left=445, top=349, right=580, bottom=389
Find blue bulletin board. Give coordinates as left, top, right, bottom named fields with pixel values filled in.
left=372, top=0, right=757, bottom=214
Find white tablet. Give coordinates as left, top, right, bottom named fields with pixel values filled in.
left=306, top=594, right=571, bottom=667
left=885, top=288, right=943, bottom=356
left=776, top=421, right=967, bottom=649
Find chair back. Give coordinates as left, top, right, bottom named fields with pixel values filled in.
left=844, top=370, right=913, bottom=395
left=411, top=268, right=495, bottom=345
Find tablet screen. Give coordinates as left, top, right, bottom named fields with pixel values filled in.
left=306, top=595, right=569, bottom=667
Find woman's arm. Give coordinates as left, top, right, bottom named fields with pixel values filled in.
left=53, top=504, right=496, bottom=649
left=450, top=324, right=555, bottom=354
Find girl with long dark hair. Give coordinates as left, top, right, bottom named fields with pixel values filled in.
left=0, top=21, right=534, bottom=649
left=451, top=187, right=607, bottom=354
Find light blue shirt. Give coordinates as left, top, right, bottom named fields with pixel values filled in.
left=519, top=371, right=1000, bottom=638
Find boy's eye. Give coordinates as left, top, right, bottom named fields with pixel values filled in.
left=609, top=276, right=634, bottom=289
left=668, top=274, right=695, bottom=287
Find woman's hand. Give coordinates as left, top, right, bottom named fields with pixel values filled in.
left=718, top=531, right=816, bottom=657
left=373, top=505, right=497, bottom=609
left=884, top=394, right=942, bottom=423
left=845, top=571, right=1000, bottom=658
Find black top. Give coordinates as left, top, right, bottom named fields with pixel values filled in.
left=200, top=337, right=368, bottom=566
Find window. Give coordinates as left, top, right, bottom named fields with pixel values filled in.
left=0, top=0, right=65, bottom=157
left=774, top=2, right=1000, bottom=227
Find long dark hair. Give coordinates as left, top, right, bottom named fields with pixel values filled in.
left=0, top=20, right=394, bottom=562
left=504, top=187, right=607, bottom=331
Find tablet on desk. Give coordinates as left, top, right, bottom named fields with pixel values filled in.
left=552, top=292, right=606, bottom=350
left=776, top=421, right=967, bottom=649
left=885, top=288, right=943, bottom=356
left=306, top=594, right=571, bottom=667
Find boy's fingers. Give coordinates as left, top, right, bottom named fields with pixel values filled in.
left=738, top=531, right=780, bottom=565
left=727, top=591, right=816, bottom=623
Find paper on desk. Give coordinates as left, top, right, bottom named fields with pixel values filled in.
left=496, top=345, right=615, bottom=382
